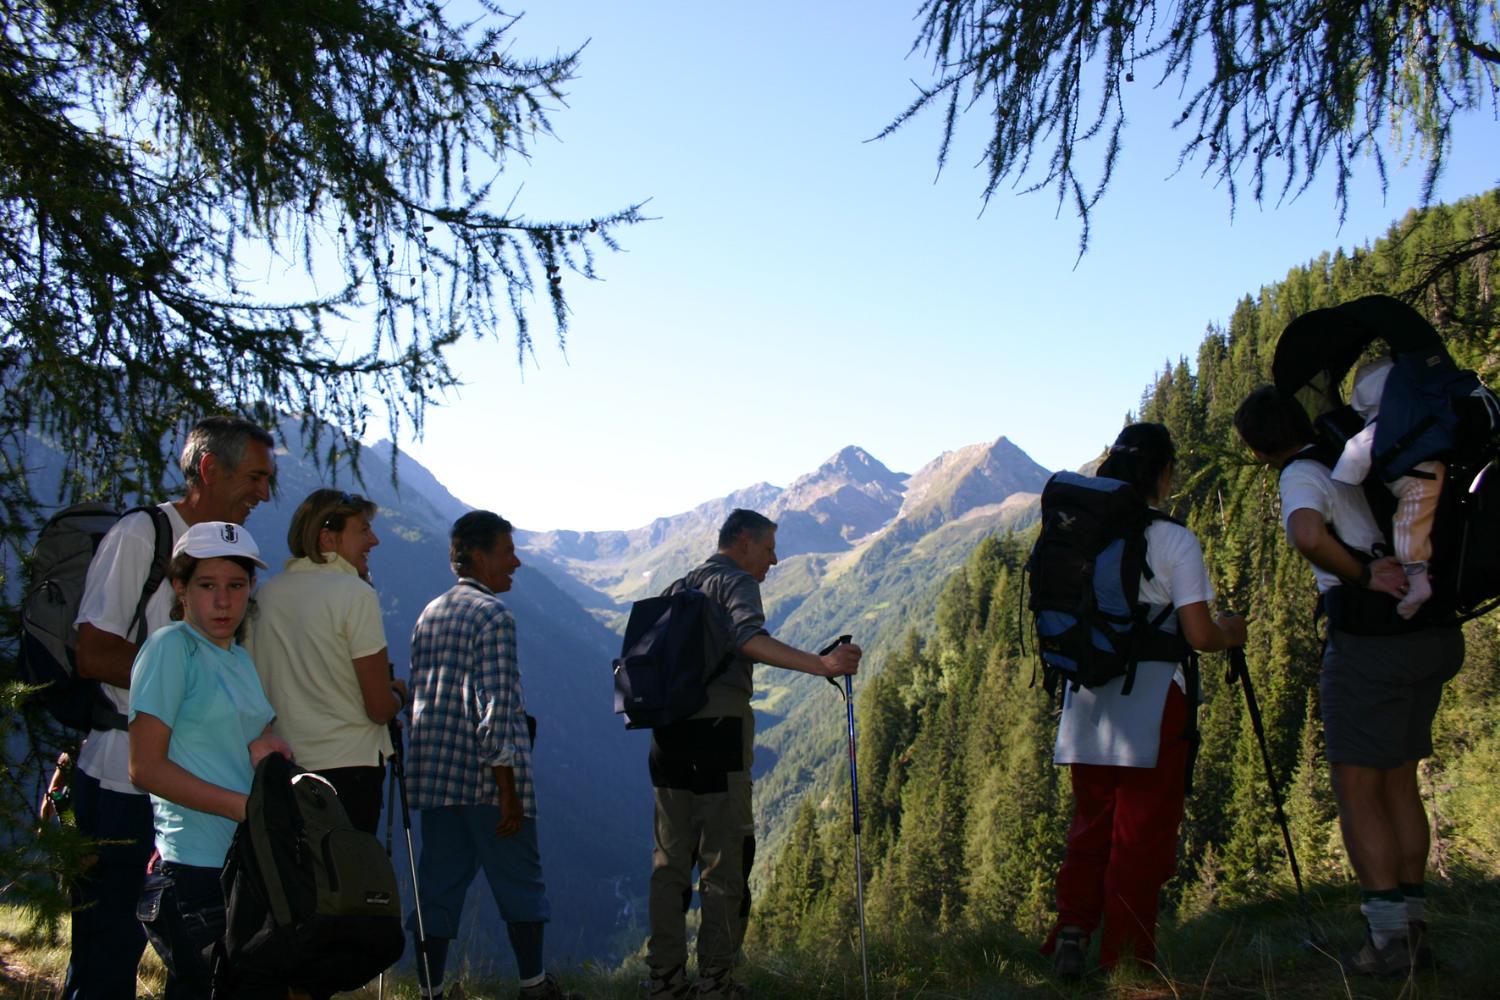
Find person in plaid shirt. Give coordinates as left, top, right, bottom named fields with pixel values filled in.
left=405, top=510, right=582, bottom=1000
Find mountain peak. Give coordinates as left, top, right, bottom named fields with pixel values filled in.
left=898, top=436, right=1050, bottom=531
left=765, top=446, right=906, bottom=553
left=813, top=445, right=904, bottom=486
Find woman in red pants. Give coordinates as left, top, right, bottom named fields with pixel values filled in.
left=1040, top=423, right=1247, bottom=976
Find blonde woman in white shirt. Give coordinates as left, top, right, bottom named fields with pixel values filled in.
left=244, top=489, right=407, bottom=832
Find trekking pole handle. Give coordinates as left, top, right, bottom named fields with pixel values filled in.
left=387, top=663, right=408, bottom=763
left=1223, top=614, right=1249, bottom=682
left=819, top=634, right=853, bottom=656
left=820, top=634, right=853, bottom=697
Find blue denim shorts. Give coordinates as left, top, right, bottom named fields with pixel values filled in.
left=410, top=807, right=550, bottom=937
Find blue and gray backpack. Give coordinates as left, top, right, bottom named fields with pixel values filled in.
left=1025, top=471, right=1188, bottom=699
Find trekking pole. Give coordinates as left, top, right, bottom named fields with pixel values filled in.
left=821, top=634, right=870, bottom=1000
left=1227, top=646, right=1321, bottom=948
left=378, top=765, right=397, bottom=1000
left=388, top=717, right=436, bottom=993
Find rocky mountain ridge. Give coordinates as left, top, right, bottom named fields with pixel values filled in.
left=515, top=436, right=1048, bottom=615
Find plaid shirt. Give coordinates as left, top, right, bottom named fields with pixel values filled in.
left=406, top=578, right=535, bottom=815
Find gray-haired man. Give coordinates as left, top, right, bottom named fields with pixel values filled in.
left=646, top=508, right=861, bottom=999
left=64, top=415, right=274, bottom=1000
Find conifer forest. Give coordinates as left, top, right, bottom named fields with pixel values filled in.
left=749, top=189, right=1500, bottom=963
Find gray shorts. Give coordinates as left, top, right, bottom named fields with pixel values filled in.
left=1320, top=625, right=1464, bottom=768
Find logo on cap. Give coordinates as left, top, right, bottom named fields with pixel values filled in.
left=221, top=524, right=239, bottom=544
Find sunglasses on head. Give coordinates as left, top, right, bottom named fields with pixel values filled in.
left=322, top=491, right=361, bottom=529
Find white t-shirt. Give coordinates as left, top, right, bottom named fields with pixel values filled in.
left=74, top=502, right=190, bottom=793
left=1053, top=518, right=1214, bottom=768
left=244, top=553, right=392, bottom=770
left=1279, top=458, right=1385, bottom=593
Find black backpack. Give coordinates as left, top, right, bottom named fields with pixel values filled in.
left=19, top=503, right=170, bottom=730
left=1273, top=295, right=1500, bottom=623
left=1025, top=471, right=1188, bottom=699
left=214, top=753, right=403, bottom=1000
left=612, top=570, right=735, bottom=730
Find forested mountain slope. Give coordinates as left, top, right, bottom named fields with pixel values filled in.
left=750, top=188, right=1500, bottom=964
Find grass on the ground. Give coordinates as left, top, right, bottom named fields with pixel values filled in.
left=4, top=871, right=1498, bottom=998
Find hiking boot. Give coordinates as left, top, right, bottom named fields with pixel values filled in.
left=1051, top=926, right=1089, bottom=979
left=516, top=972, right=584, bottom=1000
left=1342, top=931, right=1412, bottom=977
left=645, top=966, right=692, bottom=1000
left=1408, top=919, right=1436, bottom=970
left=693, top=967, right=749, bottom=999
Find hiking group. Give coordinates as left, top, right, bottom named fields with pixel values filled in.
left=25, top=292, right=1495, bottom=995
left=41, top=418, right=585, bottom=1000
left=35, top=416, right=856, bottom=1000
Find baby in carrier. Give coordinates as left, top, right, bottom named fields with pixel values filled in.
left=1332, top=358, right=1446, bottom=619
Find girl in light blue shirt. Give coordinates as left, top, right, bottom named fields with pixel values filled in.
left=128, top=521, right=287, bottom=1000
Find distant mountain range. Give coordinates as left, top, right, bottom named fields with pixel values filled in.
left=507, top=434, right=1052, bottom=856
left=10, top=422, right=1055, bottom=966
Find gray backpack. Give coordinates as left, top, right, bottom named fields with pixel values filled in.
left=19, top=503, right=170, bottom=730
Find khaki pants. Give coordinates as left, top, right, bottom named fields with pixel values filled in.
left=646, top=716, right=755, bottom=975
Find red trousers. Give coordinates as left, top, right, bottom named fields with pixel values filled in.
left=1043, top=683, right=1189, bottom=968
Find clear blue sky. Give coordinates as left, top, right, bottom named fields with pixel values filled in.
left=390, top=1, right=1500, bottom=532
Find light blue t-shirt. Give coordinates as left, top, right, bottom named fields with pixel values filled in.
left=129, top=621, right=275, bottom=867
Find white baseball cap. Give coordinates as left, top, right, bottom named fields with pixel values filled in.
left=172, top=521, right=269, bottom=570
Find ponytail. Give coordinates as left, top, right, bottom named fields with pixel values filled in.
left=1096, top=422, right=1176, bottom=502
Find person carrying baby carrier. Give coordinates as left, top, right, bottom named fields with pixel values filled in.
left=1270, top=294, right=1500, bottom=625
left=1237, top=318, right=1470, bottom=977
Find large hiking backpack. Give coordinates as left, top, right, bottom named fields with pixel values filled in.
left=214, top=753, right=403, bottom=1000
left=1273, top=295, right=1500, bottom=621
left=19, top=503, right=170, bottom=730
left=1025, top=472, right=1188, bottom=698
left=612, top=571, right=735, bottom=729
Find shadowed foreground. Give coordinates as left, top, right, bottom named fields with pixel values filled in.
left=4, top=870, right=1499, bottom=998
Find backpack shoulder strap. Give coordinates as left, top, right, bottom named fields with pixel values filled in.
left=675, top=563, right=710, bottom=593
left=670, top=565, right=739, bottom=681
left=122, top=505, right=173, bottom=646
left=247, top=754, right=296, bottom=926
left=1279, top=443, right=1336, bottom=472
left=1133, top=513, right=1192, bottom=672
left=1137, top=508, right=1180, bottom=583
